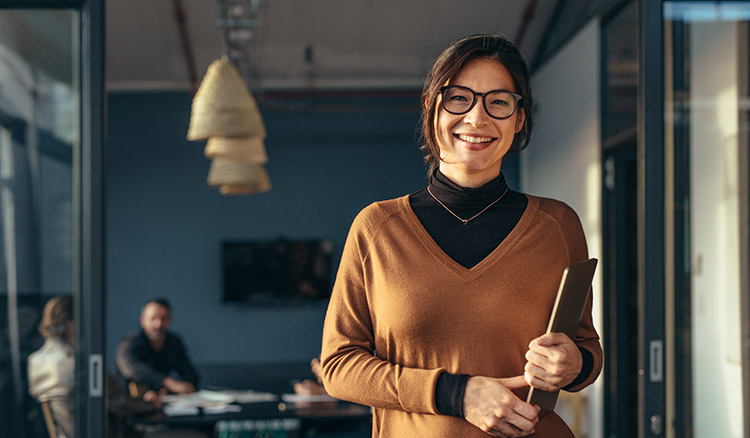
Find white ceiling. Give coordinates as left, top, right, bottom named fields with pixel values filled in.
left=106, top=0, right=558, bottom=91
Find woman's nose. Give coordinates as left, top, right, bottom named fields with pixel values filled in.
left=463, top=99, right=490, bottom=125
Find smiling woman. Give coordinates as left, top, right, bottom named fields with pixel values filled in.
left=434, top=58, right=525, bottom=188
left=320, top=34, right=602, bottom=438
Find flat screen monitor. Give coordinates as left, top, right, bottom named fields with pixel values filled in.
left=222, top=239, right=335, bottom=306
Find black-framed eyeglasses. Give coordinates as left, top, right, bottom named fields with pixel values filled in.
left=439, top=85, right=522, bottom=120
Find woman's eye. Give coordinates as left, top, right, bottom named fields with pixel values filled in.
left=490, top=99, right=510, bottom=106
left=450, top=95, right=469, bottom=102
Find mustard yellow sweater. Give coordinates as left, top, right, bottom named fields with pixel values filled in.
left=321, top=194, right=603, bottom=437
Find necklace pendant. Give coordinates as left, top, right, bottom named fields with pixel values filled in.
left=461, top=219, right=469, bottom=225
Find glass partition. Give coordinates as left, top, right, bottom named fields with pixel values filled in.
left=601, top=4, right=638, bottom=437
left=664, top=2, right=750, bottom=436
left=0, top=9, right=79, bottom=438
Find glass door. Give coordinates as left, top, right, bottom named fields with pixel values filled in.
left=664, top=2, right=750, bottom=437
left=601, top=3, right=639, bottom=437
left=0, top=1, right=105, bottom=437
left=0, top=8, right=79, bottom=438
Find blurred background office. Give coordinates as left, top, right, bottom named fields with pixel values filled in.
left=1, top=1, right=749, bottom=437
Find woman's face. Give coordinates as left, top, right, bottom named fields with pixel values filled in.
left=434, top=57, right=524, bottom=187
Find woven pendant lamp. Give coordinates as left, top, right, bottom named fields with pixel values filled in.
left=206, top=158, right=271, bottom=194
left=187, top=58, right=266, bottom=140
left=218, top=184, right=268, bottom=195
left=204, top=136, right=268, bottom=164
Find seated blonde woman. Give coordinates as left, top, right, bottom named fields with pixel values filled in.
left=28, top=295, right=75, bottom=438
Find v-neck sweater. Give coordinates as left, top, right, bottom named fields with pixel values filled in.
left=410, top=171, right=593, bottom=416
left=321, top=194, right=603, bottom=437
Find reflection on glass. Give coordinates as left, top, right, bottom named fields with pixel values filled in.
left=665, top=2, right=748, bottom=437
left=0, top=9, right=78, bottom=438
left=604, top=2, right=637, bottom=141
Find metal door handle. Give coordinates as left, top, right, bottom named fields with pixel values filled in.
left=89, top=354, right=103, bottom=397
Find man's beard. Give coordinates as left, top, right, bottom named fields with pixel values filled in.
left=147, top=330, right=166, bottom=343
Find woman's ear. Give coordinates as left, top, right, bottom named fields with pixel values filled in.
left=515, top=108, right=525, bottom=134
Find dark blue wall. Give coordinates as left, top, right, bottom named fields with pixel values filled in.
left=106, top=91, right=520, bottom=366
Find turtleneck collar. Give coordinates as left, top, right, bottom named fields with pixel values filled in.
left=428, top=169, right=509, bottom=209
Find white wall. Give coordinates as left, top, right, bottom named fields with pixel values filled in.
left=522, top=19, right=603, bottom=438
left=689, top=21, right=744, bottom=438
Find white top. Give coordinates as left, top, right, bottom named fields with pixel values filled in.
left=28, top=338, right=75, bottom=438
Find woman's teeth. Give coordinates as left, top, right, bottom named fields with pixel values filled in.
left=456, top=134, right=493, bottom=143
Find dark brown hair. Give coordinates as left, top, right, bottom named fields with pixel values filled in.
left=39, top=295, right=73, bottom=339
left=142, top=297, right=172, bottom=313
left=419, top=34, right=534, bottom=172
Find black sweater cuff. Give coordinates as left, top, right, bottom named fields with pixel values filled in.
left=435, top=372, right=470, bottom=417
left=562, top=346, right=593, bottom=390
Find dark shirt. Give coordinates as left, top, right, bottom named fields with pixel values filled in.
left=115, top=330, right=199, bottom=391
left=409, top=170, right=593, bottom=417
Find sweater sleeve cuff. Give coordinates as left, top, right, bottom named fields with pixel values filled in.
left=563, top=346, right=593, bottom=391
left=398, top=367, right=444, bottom=414
left=435, top=372, right=470, bottom=417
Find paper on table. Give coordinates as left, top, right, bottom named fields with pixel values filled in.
left=216, top=389, right=278, bottom=403
left=203, top=404, right=243, bottom=415
left=161, top=389, right=234, bottom=406
left=281, top=393, right=337, bottom=403
left=162, top=389, right=277, bottom=406
left=161, top=389, right=277, bottom=416
left=163, top=404, right=200, bottom=416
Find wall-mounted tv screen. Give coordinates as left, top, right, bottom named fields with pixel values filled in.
left=222, top=239, right=335, bottom=306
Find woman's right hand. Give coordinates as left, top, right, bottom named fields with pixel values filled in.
left=463, top=375, right=540, bottom=437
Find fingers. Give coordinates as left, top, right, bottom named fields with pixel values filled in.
left=525, top=334, right=583, bottom=390
left=530, top=331, right=573, bottom=348
left=463, top=376, right=539, bottom=437
left=525, top=348, right=553, bottom=370
left=486, top=408, right=539, bottom=437
left=311, top=357, right=324, bottom=384
left=513, top=396, right=541, bottom=422
left=524, top=364, right=558, bottom=392
left=488, top=418, right=536, bottom=437
left=498, top=375, right=528, bottom=390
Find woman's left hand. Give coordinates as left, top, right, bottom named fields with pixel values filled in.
left=523, top=332, right=582, bottom=392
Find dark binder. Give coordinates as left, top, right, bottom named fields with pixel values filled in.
left=526, top=258, right=598, bottom=411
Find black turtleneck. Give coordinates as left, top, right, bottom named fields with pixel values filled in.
left=408, top=170, right=593, bottom=417
left=409, top=170, right=527, bottom=268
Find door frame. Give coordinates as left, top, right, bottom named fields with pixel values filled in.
left=638, top=0, right=666, bottom=437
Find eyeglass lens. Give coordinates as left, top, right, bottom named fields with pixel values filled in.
left=441, top=87, right=517, bottom=119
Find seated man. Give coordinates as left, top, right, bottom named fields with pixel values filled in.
left=116, top=298, right=199, bottom=395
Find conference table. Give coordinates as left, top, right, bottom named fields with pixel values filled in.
left=130, top=392, right=372, bottom=438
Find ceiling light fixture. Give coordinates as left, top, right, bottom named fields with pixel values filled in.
left=186, top=0, right=269, bottom=195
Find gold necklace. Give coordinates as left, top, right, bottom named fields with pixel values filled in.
left=427, top=186, right=509, bottom=225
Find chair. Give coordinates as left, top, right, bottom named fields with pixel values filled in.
left=40, top=400, right=58, bottom=438
left=128, top=380, right=149, bottom=399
